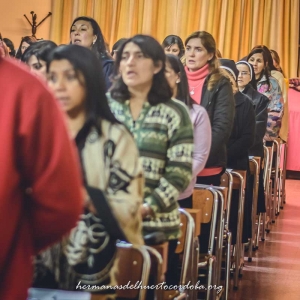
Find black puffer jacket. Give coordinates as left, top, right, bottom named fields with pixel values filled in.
left=200, top=74, right=235, bottom=168
left=242, top=84, right=269, bottom=158
left=227, top=91, right=256, bottom=170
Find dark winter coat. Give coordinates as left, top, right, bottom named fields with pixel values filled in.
left=101, top=58, right=114, bottom=91
left=242, top=84, right=269, bottom=158
left=200, top=74, right=235, bottom=168
left=227, top=91, right=256, bottom=170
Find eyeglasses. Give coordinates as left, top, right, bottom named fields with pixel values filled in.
left=238, top=71, right=250, bottom=76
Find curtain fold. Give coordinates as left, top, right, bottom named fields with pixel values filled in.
left=50, top=0, right=299, bottom=77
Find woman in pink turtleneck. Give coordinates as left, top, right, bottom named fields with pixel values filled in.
left=184, top=31, right=235, bottom=187
left=184, top=31, right=235, bottom=254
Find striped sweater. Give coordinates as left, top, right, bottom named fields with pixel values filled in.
left=108, top=94, right=194, bottom=240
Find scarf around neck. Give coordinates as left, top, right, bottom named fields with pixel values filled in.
left=185, top=64, right=210, bottom=104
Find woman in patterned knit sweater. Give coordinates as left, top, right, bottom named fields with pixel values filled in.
left=33, top=45, right=144, bottom=300
left=108, top=34, right=194, bottom=285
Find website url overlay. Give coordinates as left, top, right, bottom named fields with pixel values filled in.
left=76, top=281, right=223, bottom=294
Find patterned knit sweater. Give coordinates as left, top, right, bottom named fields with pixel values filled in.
left=108, top=94, right=194, bottom=240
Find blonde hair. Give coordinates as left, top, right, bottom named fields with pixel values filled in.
left=185, top=31, right=222, bottom=91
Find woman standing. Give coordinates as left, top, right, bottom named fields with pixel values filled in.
left=236, top=60, right=269, bottom=215
left=34, top=45, right=143, bottom=299
left=219, top=59, right=256, bottom=244
left=184, top=31, right=235, bottom=185
left=108, top=35, right=194, bottom=284
left=165, top=54, right=211, bottom=208
left=70, top=16, right=113, bottom=90
left=184, top=31, right=235, bottom=253
left=247, top=47, right=284, bottom=142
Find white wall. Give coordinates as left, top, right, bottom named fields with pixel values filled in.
left=0, top=0, right=52, bottom=50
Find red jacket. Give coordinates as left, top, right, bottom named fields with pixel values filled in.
left=0, top=58, right=83, bottom=299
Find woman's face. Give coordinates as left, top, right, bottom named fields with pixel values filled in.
left=27, top=55, right=47, bottom=80
left=248, top=53, right=264, bottom=79
left=164, top=43, right=180, bottom=56
left=119, top=42, right=162, bottom=90
left=165, top=61, right=180, bottom=96
left=48, top=59, right=86, bottom=115
left=236, top=64, right=251, bottom=89
left=185, top=38, right=213, bottom=71
left=70, top=20, right=96, bottom=49
left=21, top=41, right=30, bottom=54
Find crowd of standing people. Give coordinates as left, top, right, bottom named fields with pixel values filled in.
left=0, top=15, right=286, bottom=299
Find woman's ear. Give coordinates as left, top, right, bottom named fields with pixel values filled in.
left=176, top=72, right=181, bottom=83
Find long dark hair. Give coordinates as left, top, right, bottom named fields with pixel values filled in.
left=15, top=36, right=37, bottom=59
left=70, top=16, right=112, bottom=61
left=185, top=31, right=222, bottom=91
left=162, top=35, right=185, bottom=58
left=247, top=47, right=270, bottom=88
left=21, top=40, right=57, bottom=63
left=166, top=54, right=193, bottom=108
left=110, top=34, right=172, bottom=105
left=3, top=38, right=15, bottom=57
left=47, top=44, right=119, bottom=135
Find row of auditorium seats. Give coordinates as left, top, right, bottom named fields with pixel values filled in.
left=27, top=138, right=288, bottom=300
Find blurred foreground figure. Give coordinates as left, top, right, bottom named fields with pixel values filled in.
left=0, top=57, right=83, bottom=300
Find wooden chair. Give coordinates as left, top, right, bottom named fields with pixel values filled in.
left=220, top=170, right=234, bottom=300
left=248, top=156, right=260, bottom=262
left=272, top=138, right=281, bottom=218
left=279, top=139, right=288, bottom=208
left=115, top=243, right=151, bottom=300
left=229, top=170, right=247, bottom=290
left=163, top=209, right=196, bottom=300
left=262, top=145, right=272, bottom=239
left=192, top=186, right=224, bottom=300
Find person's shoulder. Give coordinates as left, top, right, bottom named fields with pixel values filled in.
left=164, top=97, right=189, bottom=113
left=101, top=119, right=135, bottom=145
left=0, top=58, right=53, bottom=98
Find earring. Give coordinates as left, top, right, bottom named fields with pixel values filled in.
left=93, top=40, right=96, bottom=45
left=176, top=79, right=180, bottom=83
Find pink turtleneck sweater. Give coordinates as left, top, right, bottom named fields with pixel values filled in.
left=185, top=64, right=210, bottom=104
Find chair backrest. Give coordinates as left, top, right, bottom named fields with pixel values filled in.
left=176, top=209, right=195, bottom=286
left=115, top=243, right=151, bottom=300
left=220, top=170, right=233, bottom=226
left=192, top=188, right=214, bottom=223
left=249, top=157, right=261, bottom=175
left=263, top=145, right=270, bottom=188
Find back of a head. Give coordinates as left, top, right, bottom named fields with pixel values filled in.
left=219, top=58, right=239, bottom=93
left=112, top=38, right=127, bottom=53
left=3, top=38, right=15, bottom=56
